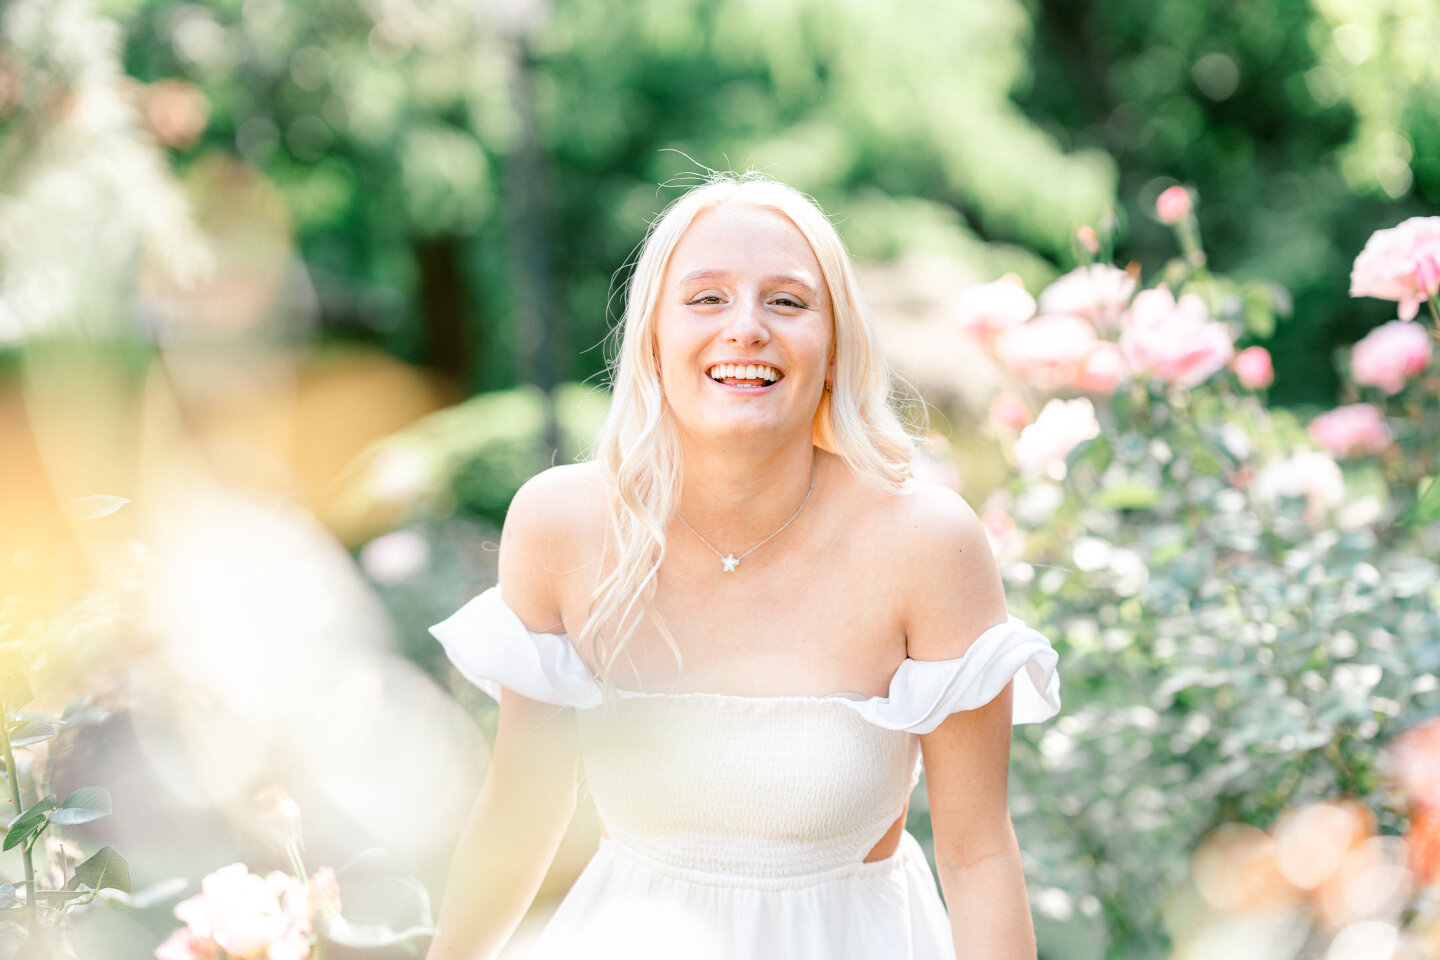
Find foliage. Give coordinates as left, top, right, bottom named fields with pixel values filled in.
left=945, top=193, right=1440, bottom=959
left=0, top=509, right=129, bottom=959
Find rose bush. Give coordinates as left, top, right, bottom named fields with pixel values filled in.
left=945, top=191, right=1440, bottom=960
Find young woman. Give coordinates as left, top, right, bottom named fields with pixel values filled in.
left=426, top=173, right=1061, bottom=959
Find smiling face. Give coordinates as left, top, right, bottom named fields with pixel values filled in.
left=654, top=202, right=835, bottom=448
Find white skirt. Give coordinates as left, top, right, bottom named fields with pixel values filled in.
left=519, top=831, right=957, bottom=960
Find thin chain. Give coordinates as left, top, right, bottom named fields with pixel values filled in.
left=677, top=449, right=819, bottom=571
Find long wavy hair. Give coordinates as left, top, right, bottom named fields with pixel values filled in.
left=579, top=172, right=920, bottom=690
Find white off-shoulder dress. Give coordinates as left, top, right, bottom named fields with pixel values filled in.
left=430, top=587, right=1062, bottom=960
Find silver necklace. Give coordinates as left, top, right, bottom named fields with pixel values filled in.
left=677, top=451, right=819, bottom=573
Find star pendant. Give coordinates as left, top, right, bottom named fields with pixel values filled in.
left=721, top=554, right=740, bottom=573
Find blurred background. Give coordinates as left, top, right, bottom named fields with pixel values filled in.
left=2, top=0, right=1439, bottom=957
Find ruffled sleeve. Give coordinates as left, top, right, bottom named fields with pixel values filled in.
left=428, top=586, right=603, bottom=708
left=849, top=615, right=1061, bottom=735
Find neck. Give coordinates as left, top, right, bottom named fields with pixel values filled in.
left=676, top=433, right=820, bottom=548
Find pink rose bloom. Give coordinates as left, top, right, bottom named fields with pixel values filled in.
left=987, top=392, right=1031, bottom=432
left=1013, top=397, right=1100, bottom=480
left=995, top=313, right=1098, bottom=389
left=956, top=274, right=1035, bottom=346
left=1038, top=264, right=1137, bottom=332
left=1350, top=320, right=1432, bottom=394
left=1120, top=287, right=1234, bottom=387
left=1155, top=185, right=1193, bottom=224
left=1071, top=341, right=1127, bottom=394
left=1350, top=216, right=1440, bottom=321
left=1233, top=345, right=1274, bottom=389
left=172, top=864, right=312, bottom=960
left=1307, top=403, right=1392, bottom=459
left=155, top=929, right=220, bottom=960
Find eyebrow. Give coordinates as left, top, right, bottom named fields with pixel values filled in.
left=679, top=269, right=820, bottom=301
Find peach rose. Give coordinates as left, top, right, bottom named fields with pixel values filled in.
left=956, top=274, right=1036, bottom=346
left=994, top=314, right=1099, bottom=389
left=1119, top=287, right=1234, bottom=388
left=1350, top=320, right=1432, bottom=395
left=1307, top=404, right=1392, bottom=459
left=1389, top=717, right=1440, bottom=810
left=1232, top=345, right=1274, bottom=389
left=1072, top=341, right=1127, bottom=394
left=155, top=929, right=221, bottom=960
left=1038, top=264, right=1136, bottom=333
left=1350, top=216, right=1440, bottom=321
left=1013, top=397, right=1100, bottom=480
left=171, top=864, right=312, bottom=960
left=1155, top=185, right=1193, bottom=225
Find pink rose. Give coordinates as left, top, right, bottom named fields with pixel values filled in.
left=956, top=274, right=1035, bottom=346
left=1119, top=287, right=1234, bottom=387
left=1038, top=264, right=1136, bottom=332
left=1350, top=320, right=1432, bottom=394
left=1072, top=341, right=1127, bottom=394
left=987, top=392, right=1031, bottom=432
left=1013, top=397, right=1100, bottom=480
left=1155, top=185, right=1194, bottom=225
left=995, top=314, right=1099, bottom=389
left=1233, top=345, right=1274, bottom=389
left=171, top=864, right=312, bottom=960
left=1307, top=403, right=1392, bottom=459
left=1350, top=216, right=1440, bottom=321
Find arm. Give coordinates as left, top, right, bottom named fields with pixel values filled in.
left=427, top=469, right=590, bottom=960
left=901, top=484, right=1037, bottom=960
left=427, top=692, right=579, bottom=960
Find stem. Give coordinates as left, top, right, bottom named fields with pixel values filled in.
left=0, top=705, right=37, bottom=934
left=1425, top=296, right=1439, bottom=329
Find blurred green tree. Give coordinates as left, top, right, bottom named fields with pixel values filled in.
left=112, top=0, right=1115, bottom=395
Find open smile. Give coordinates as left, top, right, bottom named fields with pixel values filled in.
left=705, top=362, right=784, bottom=391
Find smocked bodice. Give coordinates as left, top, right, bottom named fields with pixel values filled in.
left=430, top=585, right=1062, bottom=882
left=578, top=693, right=920, bottom=878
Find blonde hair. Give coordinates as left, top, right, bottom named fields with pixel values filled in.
left=580, top=172, right=919, bottom=689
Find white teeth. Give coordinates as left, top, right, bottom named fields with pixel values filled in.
left=708, top=364, right=780, bottom=382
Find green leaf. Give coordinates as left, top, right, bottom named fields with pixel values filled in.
left=1095, top=481, right=1161, bottom=511
left=7, top=720, right=56, bottom=748
left=48, top=788, right=112, bottom=826
left=0, top=666, right=31, bottom=715
left=1399, top=475, right=1440, bottom=526
left=67, top=845, right=130, bottom=894
left=4, top=796, right=56, bottom=851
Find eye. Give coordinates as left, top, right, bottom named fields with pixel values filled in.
left=686, top=295, right=724, bottom=305
left=772, top=296, right=807, bottom=309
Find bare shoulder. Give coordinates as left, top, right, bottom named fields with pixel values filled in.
left=498, top=462, right=606, bottom=632
left=879, top=478, right=1008, bottom=660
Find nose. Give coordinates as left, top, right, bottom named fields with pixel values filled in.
left=721, top=296, right=770, bottom=347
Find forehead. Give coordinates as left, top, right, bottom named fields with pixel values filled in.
left=664, top=203, right=824, bottom=290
